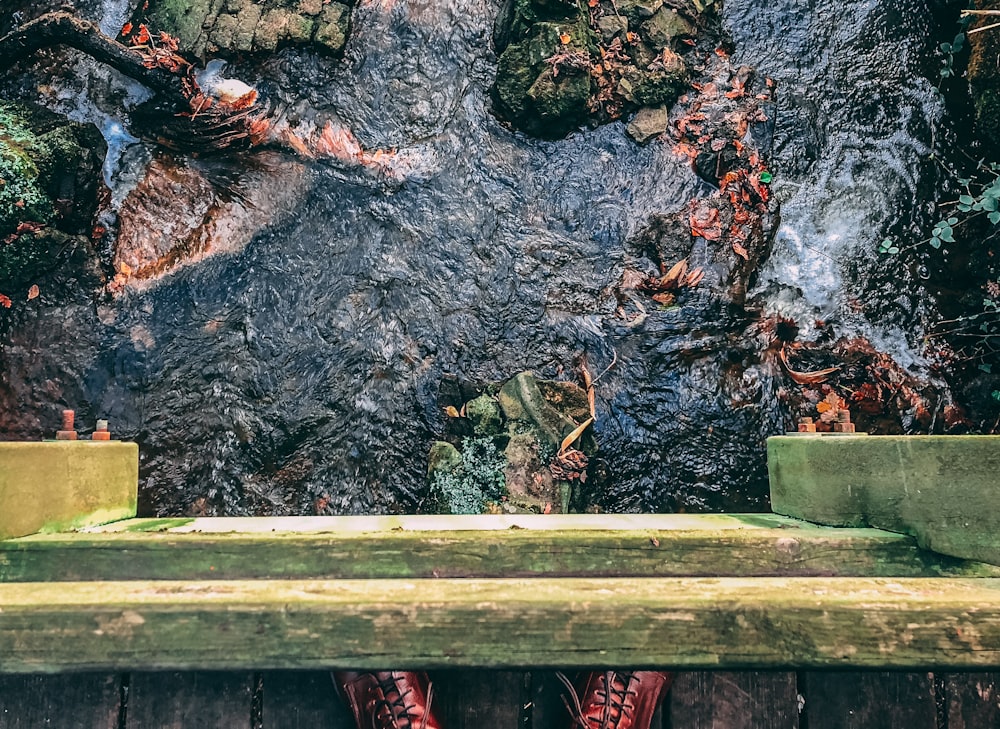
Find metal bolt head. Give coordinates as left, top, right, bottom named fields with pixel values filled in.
left=56, top=409, right=78, bottom=440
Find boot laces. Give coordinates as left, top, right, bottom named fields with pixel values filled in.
left=370, top=673, right=434, bottom=729
left=558, top=671, right=639, bottom=729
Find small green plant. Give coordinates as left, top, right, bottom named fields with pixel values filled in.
left=939, top=29, right=967, bottom=83
left=428, top=437, right=507, bottom=515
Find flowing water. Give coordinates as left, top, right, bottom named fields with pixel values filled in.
left=0, top=0, right=955, bottom=515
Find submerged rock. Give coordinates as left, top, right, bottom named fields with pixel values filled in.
left=110, top=151, right=310, bottom=291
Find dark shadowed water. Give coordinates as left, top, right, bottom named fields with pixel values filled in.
left=0, top=0, right=953, bottom=516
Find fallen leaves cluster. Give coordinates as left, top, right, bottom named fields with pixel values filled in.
left=639, top=258, right=704, bottom=305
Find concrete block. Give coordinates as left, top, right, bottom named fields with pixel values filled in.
left=0, top=442, right=138, bottom=540
left=768, top=435, right=1000, bottom=566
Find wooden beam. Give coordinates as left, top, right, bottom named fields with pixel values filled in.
left=4, top=515, right=997, bottom=581
left=768, top=435, right=1000, bottom=566
left=0, top=442, right=137, bottom=540
left=2, top=577, right=1000, bottom=672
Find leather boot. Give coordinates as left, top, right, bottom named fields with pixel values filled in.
left=562, top=671, right=674, bottom=729
left=333, top=671, right=444, bottom=729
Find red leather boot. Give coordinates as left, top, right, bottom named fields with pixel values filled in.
left=561, top=671, right=674, bottom=729
left=333, top=671, right=444, bottom=729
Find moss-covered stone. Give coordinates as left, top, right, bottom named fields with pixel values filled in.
left=493, top=9, right=597, bottom=137
left=0, top=102, right=104, bottom=239
left=314, top=3, right=351, bottom=54
left=641, top=7, right=694, bottom=47
left=140, top=0, right=351, bottom=57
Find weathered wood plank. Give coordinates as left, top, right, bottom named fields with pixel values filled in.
left=668, top=671, right=798, bottom=728
left=0, top=442, right=137, bottom=540
left=262, top=671, right=355, bottom=729
left=3, top=577, right=1000, bottom=672
left=802, top=672, right=936, bottom=729
left=768, top=435, right=1000, bottom=566
left=433, top=670, right=525, bottom=729
left=5, top=514, right=997, bottom=582
left=0, top=673, right=120, bottom=728
left=945, top=673, right=1000, bottom=728
left=126, top=672, right=253, bottom=729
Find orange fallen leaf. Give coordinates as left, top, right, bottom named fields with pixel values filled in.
left=27, top=284, right=39, bottom=300
left=732, top=241, right=749, bottom=260
left=0, top=294, right=11, bottom=309
left=120, top=21, right=133, bottom=36
left=444, top=405, right=460, bottom=417
left=560, top=32, right=572, bottom=44
left=779, top=348, right=840, bottom=385
left=559, top=417, right=594, bottom=455
left=118, top=262, right=133, bottom=276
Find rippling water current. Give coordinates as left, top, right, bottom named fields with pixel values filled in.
left=0, top=0, right=951, bottom=515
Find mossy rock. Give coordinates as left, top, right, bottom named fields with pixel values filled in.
left=624, top=64, right=687, bottom=107
left=642, top=7, right=694, bottom=48
left=142, top=0, right=352, bottom=56
left=494, top=16, right=596, bottom=137
left=0, top=102, right=104, bottom=239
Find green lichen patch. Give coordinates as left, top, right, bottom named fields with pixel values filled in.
left=428, top=437, right=508, bottom=515
left=0, top=103, right=56, bottom=236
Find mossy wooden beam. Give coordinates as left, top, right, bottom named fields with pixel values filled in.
left=768, top=435, right=1000, bottom=566
left=4, top=514, right=997, bottom=582
left=2, top=576, right=1000, bottom=672
left=0, top=442, right=138, bottom=540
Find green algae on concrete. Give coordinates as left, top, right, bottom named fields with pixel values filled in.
left=768, top=435, right=1000, bottom=567
left=0, top=441, right=138, bottom=540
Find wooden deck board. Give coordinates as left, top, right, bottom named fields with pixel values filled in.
left=0, top=673, right=120, bottom=729
left=5, top=514, right=997, bottom=582
left=669, top=671, right=799, bottom=728
left=2, top=577, right=1000, bottom=672
left=802, top=672, right=936, bottom=729
left=262, top=671, right=354, bottom=729
left=125, top=672, right=253, bottom=729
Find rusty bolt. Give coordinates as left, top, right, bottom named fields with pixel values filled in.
left=92, top=419, right=111, bottom=441
left=797, top=417, right=816, bottom=433
left=833, top=409, right=856, bottom=433
left=56, top=409, right=78, bottom=440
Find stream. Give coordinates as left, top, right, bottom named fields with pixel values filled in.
left=0, top=0, right=955, bottom=516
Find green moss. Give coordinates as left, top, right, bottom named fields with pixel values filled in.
left=0, top=104, right=56, bottom=236
left=428, top=437, right=508, bottom=515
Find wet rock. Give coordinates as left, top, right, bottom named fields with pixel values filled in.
left=498, top=371, right=578, bottom=448
left=626, top=105, right=668, bottom=143
left=597, top=15, right=628, bottom=42
left=465, top=394, right=502, bottom=435
left=139, top=0, right=354, bottom=58
left=492, top=0, right=696, bottom=137
left=111, top=151, right=310, bottom=291
left=493, top=12, right=596, bottom=138
left=427, top=440, right=462, bottom=474
left=642, top=7, right=694, bottom=47
left=503, top=433, right=555, bottom=508
left=617, top=0, right=663, bottom=22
